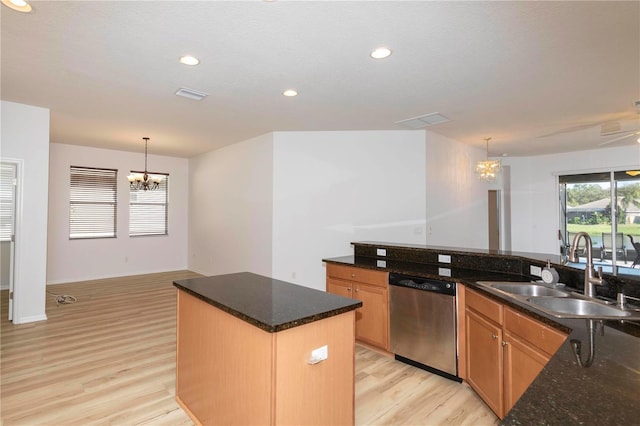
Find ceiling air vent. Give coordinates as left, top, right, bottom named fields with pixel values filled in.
left=175, top=87, right=208, bottom=101
left=395, top=112, right=450, bottom=129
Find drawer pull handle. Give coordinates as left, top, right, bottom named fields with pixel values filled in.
left=502, top=341, right=508, bottom=347
left=491, top=334, right=498, bottom=340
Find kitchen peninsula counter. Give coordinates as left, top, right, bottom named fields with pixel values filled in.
left=324, top=242, right=640, bottom=425
left=173, top=272, right=361, bottom=425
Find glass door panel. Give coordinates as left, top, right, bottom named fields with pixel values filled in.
left=560, top=169, right=640, bottom=277
left=615, top=171, right=640, bottom=275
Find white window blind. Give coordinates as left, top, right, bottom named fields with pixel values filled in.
left=129, top=174, right=168, bottom=236
left=0, top=163, right=17, bottom=242
left=70, top=166, right=117, bottom=239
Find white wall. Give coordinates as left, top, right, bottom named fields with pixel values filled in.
left=47, top=143, right=189, bottom=283
left=188, top=133, right=273, bottom=277
left=272, top=131, right=426, bottom=290
left=506, top=145, right=640, bottom=254
left=425, top=131, right=489, bottom=249
left=0, top=101, right=50, bottom=323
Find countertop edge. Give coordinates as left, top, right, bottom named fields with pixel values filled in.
left=174, top=280, right=362, bottom=333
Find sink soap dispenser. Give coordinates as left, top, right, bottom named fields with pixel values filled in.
left=541, top=259, right=560, bottom=285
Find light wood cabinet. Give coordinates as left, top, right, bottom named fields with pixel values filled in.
left=465, top=308, right=504, bottom=417
left=326, top=264, right=390, bottom=351
left=463, top=287, right=567, bottom=419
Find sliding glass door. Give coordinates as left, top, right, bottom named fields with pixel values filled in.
left=559, top=169, right=640, bottom=276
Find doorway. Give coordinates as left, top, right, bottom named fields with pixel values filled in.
left=488, top=190, right=500, bottom=251
left=1, top=161, right=19, bottom=321
left=559, top=169, right=640, bottom=275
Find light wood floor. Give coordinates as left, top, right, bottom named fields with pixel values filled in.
left=1, top=271, right=498, bottom=426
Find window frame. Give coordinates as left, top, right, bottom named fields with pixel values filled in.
left=69, top=166, right=118, bottom=240
left=128, top=171, right=169, bottom=237
left=0, top=163, right=17, bottom=242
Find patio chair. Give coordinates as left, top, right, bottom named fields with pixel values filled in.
left=628, top=235, right=640, bottom=268
left=600, top=232, right=627, bottom=263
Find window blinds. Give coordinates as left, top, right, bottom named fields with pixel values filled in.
left=0, top=163, right=17, bottom=242
left=69, top=166, right=117, bottom=239
left=129, top=174, right=168, bottom=236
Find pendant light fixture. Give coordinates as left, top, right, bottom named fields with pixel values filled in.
left=475, top=137, right=501, bottom=181
left=127, top=137, right=164, bottom=191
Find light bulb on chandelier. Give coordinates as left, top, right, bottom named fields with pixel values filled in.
left=475, top=137, right=501, bottom=181
left=127, top=137, right=165, bottom=191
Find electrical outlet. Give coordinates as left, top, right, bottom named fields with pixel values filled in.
left=530, top=265, right=542, bottom=277
left=308, top=345, right=328, bottom=365
left=376, top=248, right=387, bottom=257
left=438, top=254, right=452, bottom=264
left=438, top=267, right=451, bottom=277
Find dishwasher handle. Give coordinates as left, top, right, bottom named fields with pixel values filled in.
left=389, top=273, right=456, bottom=296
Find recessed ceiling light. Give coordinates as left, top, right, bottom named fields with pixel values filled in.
left=283, top=89, right=298, bottom=97
left=370, top=47, right=392, bottom=59
left=179, top=55, right=200, bottom=66
left=1, top=0, right=32, bottom=12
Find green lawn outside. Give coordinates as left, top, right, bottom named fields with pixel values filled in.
left=567, top=224, right=640, bottom=238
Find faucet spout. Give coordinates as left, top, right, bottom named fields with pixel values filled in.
left=570, top=232, right=603, bottom=298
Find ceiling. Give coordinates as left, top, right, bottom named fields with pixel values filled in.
left=2, top=1, right=639, bottom=158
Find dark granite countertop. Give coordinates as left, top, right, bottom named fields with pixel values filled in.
left=173, top=272, right=362, bottom=333
left=324, top=247, right=640, bottom=425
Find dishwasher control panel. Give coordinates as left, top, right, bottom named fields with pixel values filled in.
left=389, top=273, right=456, bottom=296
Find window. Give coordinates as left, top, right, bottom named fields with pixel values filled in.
left=0, top=163, right=17, bottom=242
left=129, top=173, right=168, bottom=236
left=559, top=169, right=640, bottom=275
left=70, top=166, right=117, bottom=239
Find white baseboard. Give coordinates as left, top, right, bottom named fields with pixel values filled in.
left=47, top=268, right=190, bottom=285
left=13, top=314, right=48, bottom=324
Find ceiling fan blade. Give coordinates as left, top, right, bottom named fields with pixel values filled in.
left=536, top=123, right=600, bottom=138
left=599, top=130, right=640, bottom=146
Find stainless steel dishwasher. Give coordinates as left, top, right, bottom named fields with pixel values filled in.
left=389, top=273, right=460, bottom=381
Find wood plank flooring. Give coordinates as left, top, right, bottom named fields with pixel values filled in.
left=1, top=272, right=498, bottom=425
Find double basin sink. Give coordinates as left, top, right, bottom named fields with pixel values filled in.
left=475, top=281, right=640, bottom=320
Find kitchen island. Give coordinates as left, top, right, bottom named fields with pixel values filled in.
left=173, top=272, right=362, bottom=426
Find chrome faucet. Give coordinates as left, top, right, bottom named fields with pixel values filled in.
left=569, top=232, right=603, bottom=298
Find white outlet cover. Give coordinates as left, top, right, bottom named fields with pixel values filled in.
left=438, top=267, right=452, bottom=277
left=530, top=265, right=542, bottom=277
left=308, top=345, right=328, bottom=364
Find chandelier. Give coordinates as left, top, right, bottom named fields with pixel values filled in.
left=127, top=137, right=164, bottom=191
left=475, top=137, right=501, bottom=181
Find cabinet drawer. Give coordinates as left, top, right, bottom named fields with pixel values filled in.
left=466, top=288, right=503, bottom=325
left=504, top=308, right=567, bottom=357
left=326, top=264, right=388, bottom=287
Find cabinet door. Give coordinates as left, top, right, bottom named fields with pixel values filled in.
left=354, top=283, right=389, bottom=351
left=465, top=308, right=504, bottom=418
left=503, top=330, right=549, bottom=413
left=326, top=278, right=352, bottom=298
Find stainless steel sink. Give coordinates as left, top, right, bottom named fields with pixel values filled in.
left=476, top=281, right=570, bottom=297
left=525, top=297, right=633, bottom=318
left=475, top=281, right=640, bottom=320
